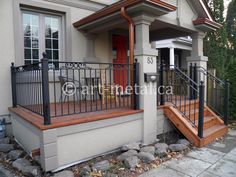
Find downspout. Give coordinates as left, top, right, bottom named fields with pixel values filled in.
left=120, top=7, right=135, bottom=107
left=120, top=7, right=134, bottom=65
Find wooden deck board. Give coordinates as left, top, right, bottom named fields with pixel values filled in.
left=9, top=104, right=143, bottom=130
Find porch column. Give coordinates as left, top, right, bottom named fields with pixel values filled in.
left=169, top=47, right=175, bottom=69
left=187, top=32, right=208, bottom=75
left=133, top=15, right=158, bottom=145
left=187, top=32, right=208, bottom=98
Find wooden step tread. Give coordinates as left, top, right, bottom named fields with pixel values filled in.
left=203, top=124, right=227, bottom=138
left=195, top=116, right=215, bottom=125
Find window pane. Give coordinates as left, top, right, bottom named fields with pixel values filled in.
left=51, top=18, right=59, bottom=28
left=23, top=13, right=30, bottom=26
left=32, top=49, right=39, bottom=59
left=52, top=30, right=58, bottom=38
left=31, top=15, right=39, bottom=26
left=25, top=60, right=32, bottom=65
left=46, top=39, right=51, bottom=49
left=24, top=49, right=31, bottom=59
left=24, top=37, right=31, bottom=48
left=31, top=26, right=39, bottom=37
left=32, top=38, right=39, bottom=48
left=45, top=26, right=52, bottom=38
left=53, top=40, right=58, bottom=49
left=24, top=25, right=31, bottom=36
left=46, top=50, right=52, bottom=59
left=53, top=50, right=59, bottom=60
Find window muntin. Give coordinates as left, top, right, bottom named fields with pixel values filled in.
left=45, top=16, right=59, bottom=62
left=23, top=13, right=40, bottom=65
left=22, top=11, right=62, bottom=65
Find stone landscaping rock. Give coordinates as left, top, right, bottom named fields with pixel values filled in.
left=92, top=160, right=110, bottom=172
left=117, top=150, right=138, bottom=161
left=169, top=144, right=188, bottom=152
left=177, top=139, right=190, bottom=146
left=0, top=138, right=10, bottom=144
left=79, top=165, right=91, bottom=176
left=121, top=143, right=140, bottom=151
left=138, top=152, right=155, bottom=163
left=155, top=143, right=168, bottom=158
left=103, top=173, right=118, bottom=177
left=124, top=156, right=140, bottom=169
left=8, top=150, right=24, bottom=161
left=12, top=158, right=40, bottom=177
left=140, top=146, right=155, bottom=155
left=0, top=144, right=14, bottom=153
left=53, top=170, right=74, bottom=177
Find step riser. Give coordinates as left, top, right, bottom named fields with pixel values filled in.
left=203, top=119, right=219, bottom=130
left=202, top=127, right=228, bottom=147
left=187, top=110, right=208, bottom=121
left=177, top=103, right=199, bottom=111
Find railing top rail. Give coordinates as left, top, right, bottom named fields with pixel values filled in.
left=169, top=65, right=199, bottom=89
left=48, top=61, right=133, bottom=66
left=14, top=62, right=41, bottom=69
left=197, top=66, right=225, bottom=86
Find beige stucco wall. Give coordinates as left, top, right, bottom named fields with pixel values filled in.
left=0, top=0, right=15, bottom=115
left=0, top=0, right=111, bottom=115
left=158, top=0, right=198, bottom=32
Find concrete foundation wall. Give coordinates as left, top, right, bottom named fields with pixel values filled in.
left=10, top=113, right=41, bottom=155
left=56, top=113, right=143, bottom=168
left=157, top=109, right=173, bottom=135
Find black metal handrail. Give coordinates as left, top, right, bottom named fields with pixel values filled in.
left=190, top=64, right=229, bottom=125
left=158, top=62, right=205, bottom=138
left=11, top=55, right=140, bottom=125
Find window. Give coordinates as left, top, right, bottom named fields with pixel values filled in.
left=22, top=11, right=62, bottom=65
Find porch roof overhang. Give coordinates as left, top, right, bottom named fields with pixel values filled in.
left=193, top=17, right=222, bottom=31
left=73, top=0, right=177, bottom=31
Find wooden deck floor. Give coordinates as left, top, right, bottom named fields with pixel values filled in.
left=9, top=100, right=142, bottom=130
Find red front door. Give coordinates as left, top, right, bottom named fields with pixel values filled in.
left=112, top=35, right=127, bottom=89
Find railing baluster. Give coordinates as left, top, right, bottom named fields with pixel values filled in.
left=160, top=60, right=165, bottom=105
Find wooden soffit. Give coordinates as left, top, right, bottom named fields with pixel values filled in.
left=73, top=0, right=177, bottom=31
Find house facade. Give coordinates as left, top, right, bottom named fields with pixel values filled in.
left=0, top=0, right=229, bottom=172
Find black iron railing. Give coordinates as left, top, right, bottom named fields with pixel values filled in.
left=158, top=61, right=205, bottom=138
left=189, top=63, right=229, bottom=125
left=11, top=55, right=140, bottom=125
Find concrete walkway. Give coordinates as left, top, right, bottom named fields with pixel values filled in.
left=140, top=128, right=236, bottom=177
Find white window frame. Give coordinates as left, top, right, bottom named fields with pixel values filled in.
left=21, top=8, right=65, bottom=64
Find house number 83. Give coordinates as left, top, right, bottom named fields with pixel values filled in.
left=147, top=57, right=153, bottom=64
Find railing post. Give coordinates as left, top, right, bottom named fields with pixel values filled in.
left=224, top=79, right=230, bottom=125
left=189, top=63, right=193, bottom=100
left=11, top=62, right=17, bottom=108
left=198, top=81, right=205, bottom=138
left=160, top=60, right=165, bottom=105
left=134, top=59, right=140, bottom=110
left=193, top=63, right=198, bottom=99
left=41, top=53, right=51, bottom=125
